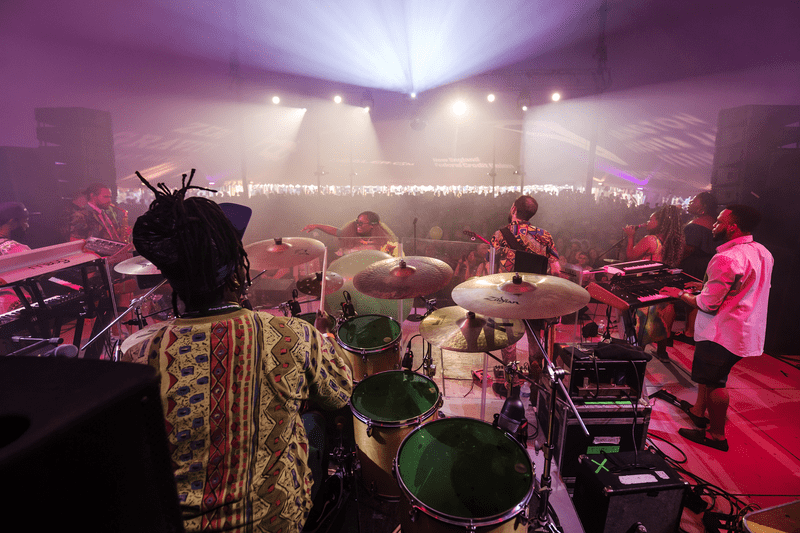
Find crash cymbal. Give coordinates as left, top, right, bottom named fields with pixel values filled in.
left=245, top=237, right=325, bottom=270
left=419, top=305, right=524, bottom=353
left=121, top=321, right=170, bottom=354
left=353, top=256, right=453, bottom=300
left=452, top=272, right=590, bottom=319
left=296, top=271, right=344, bottom=297
left=114, top=255, right=162, bottom=276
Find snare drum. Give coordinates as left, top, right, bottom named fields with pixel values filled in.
left=351, top=370, right=442, bottom=499
left=336, top=314, right=402, bottom=380
left=395, top=417, right=534, bottom=532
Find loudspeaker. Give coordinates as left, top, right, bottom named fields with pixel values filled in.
left=34, top=106, right=117, bottom=197
left=572, top=450, right=687, bottom=533
left=0, top=357, right=183, bottom=532
left=536, top=387, right=651, bottom=487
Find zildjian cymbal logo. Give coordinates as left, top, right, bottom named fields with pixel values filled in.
left=485, top=296, right=518, bottom=305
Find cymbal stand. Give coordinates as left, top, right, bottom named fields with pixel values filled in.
left=523, top=318, right=589, bottom=533
left=81, top=278, right=169, bottom=358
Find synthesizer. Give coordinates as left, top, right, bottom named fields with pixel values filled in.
left=586, top=269, right=700, bottom=311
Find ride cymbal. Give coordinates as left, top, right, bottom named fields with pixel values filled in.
left=353, top=256, right=453, bottom=300
left=419, top=305, right=524, bottom=353
left=451, top=272, right=590, bottom=319
left=114, top=255, right=161, bottom=276
left=245, top=237, right=325, bottom=270
left=296, top=271, right=344, bottom=296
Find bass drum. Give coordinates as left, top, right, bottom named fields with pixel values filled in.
left=394, top=417, right=534, bottom=532
left=326, top=250, right=412, bottom=323
left=350, top=370, right=442, bottom=499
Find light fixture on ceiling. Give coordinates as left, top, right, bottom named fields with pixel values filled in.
left=360, top=90, right=374, bottom=113
left=517, top=91, right=531, bottom=111
left=333, top=95, right=343, bottom=104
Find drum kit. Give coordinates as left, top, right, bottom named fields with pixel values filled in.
left=109, top=235, right=591, bottom=533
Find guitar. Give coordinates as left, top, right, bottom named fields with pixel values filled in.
left=463, top=230, right=491, bottom=246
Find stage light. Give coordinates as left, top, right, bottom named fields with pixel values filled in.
left=410, top=92, right=417, bottom=99
left=487, top=93, right=496, bottom=102
left=551, top=92, right=561, bottom=102
left=517, top=91, right=531, bottom=112
left=360, top=90, right=374, bottom=112
left=452, top=100, right=467, bottom=116
left=272, top=96, right=280, bottom=104
left=333, top=95, right=342, bottom=104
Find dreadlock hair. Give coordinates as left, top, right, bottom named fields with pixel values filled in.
left=131, top=169, right=250, bottom=315
left=651, top=204, right=685, bottom=267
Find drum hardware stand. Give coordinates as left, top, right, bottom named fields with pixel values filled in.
left=408, top=296, right=436, bottom=322
left=523, top=319, right=589, bottom=533
left=81, top=278, right=170, bottom=358
left=484, top=356, right=531, bottom=448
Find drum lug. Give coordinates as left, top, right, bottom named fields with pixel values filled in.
left=366, top=422, right=373, bottom=438
left=408, top=506, right=418, bottom=523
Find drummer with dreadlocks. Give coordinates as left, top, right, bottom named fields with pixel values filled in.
left=121, top=169, right=352, bottom=533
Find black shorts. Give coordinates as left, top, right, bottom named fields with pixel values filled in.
left=691, top=340, right=742, bottom=387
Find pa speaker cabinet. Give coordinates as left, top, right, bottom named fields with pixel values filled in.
left=572, top=450, right=687, bottom=533
left=0, top=357, right=183, bottom=533
left=536, top=387, right=650, bottom=487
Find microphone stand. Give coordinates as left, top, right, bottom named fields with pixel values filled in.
left=522, top=319, right=589, bottom=533
left=81, top=278, right=169, bottom=355
left=596, top=235, right=625, bottom=263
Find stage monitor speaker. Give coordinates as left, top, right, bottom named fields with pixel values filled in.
left=0, top=357, right=183, bottom=533
left=572, top=450, right=688, bottom=533
left=535, top=388, right=651, bottom=487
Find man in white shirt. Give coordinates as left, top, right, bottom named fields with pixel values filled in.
left=660, top=204, right=773, bottom=452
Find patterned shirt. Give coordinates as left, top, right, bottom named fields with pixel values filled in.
left=122, top=309, right=353, bottom=533
left=491, top=221, right=560, bottom=275
left=69, top=204, right=127, bottom=242
left=695, top=235, right=773, bottom=358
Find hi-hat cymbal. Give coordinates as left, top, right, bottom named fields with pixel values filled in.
left=419, top=305, right=524, bottom=353
left=245, top=237, right=325, bottom=270
left=114, top=256, right=162, bottom=276
left=296, top=271, right=344, bottom=296
left=452, top=272, right=590, bottom=319
left=353, top=256, right=453, bottom=300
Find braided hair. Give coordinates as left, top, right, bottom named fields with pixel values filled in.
left=653, top=204, right=685, bottom=267
left=132, top=169, right=250, bottom=314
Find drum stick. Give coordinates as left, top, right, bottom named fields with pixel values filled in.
left=318, top=247, right=328, bottom=312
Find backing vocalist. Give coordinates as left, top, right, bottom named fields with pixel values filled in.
left=623, top=205, right=685, bottom=360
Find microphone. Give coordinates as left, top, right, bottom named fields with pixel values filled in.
left=42, top=344, right=79, bottom=358
left=401, top=338, right=414, bottom=370
left=340, top=291, right=355, bottom=319
left=12, top=336, right=62, bottom=345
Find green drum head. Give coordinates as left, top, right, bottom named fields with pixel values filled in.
left=337, top=315, right=401, bottom=353
left=296, top=312, right=316, bottom=324
left=351, top=371, right=440, bottom=423
left=397, top=417, right=533, bottom=520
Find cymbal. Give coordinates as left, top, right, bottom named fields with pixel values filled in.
left=114, top=256, right=161, bottom=276
left=296, top=271, right=344, bottom=296
left=452, top=272, right=590, bottom=319
left=121, top=321, right=170, bottom=354
left=353, top=256, right=453, bottom=300
left=419, top=305, right=524, bottom=353
left=245, top=237, right=325, bottom=270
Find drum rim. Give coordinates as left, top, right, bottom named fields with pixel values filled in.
left=335, top=314, right=402, bottom=354
left=350, top=370, right=442, bottom=427
left=393, top=416, right=535, bottom=526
